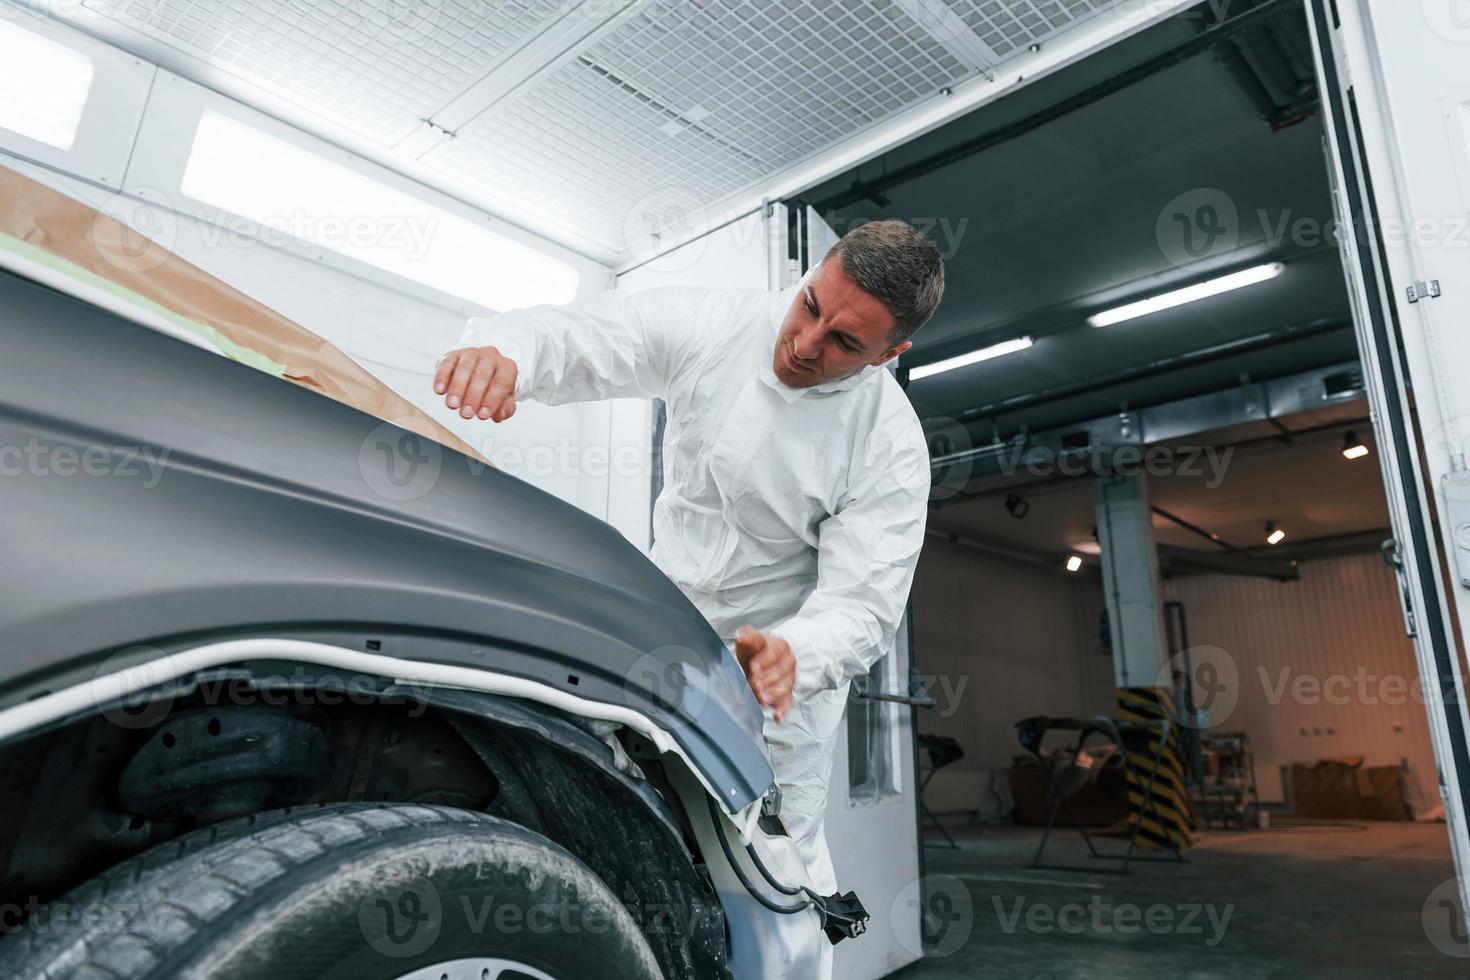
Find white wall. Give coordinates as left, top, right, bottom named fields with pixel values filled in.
left=911, top=537, right=1115, bottom=813
left=1163, top=553, right=1439, bottom=806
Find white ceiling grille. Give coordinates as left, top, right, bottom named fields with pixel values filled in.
left=78, top=0, right=565, bottom=144
left=944, top=0, right=1107, bottom=59
left=424, top=0, right=975, bottom=253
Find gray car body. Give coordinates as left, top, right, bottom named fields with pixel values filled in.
left=0, top=267, right=774, bottom=811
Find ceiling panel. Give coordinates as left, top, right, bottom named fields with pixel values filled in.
left=40, top=0, right=1145, bottom=260
left=424, top=0, right=980, bottom=253
left=946, top=0, right=1107, bottom=59
left=78, top=0, right=565, bottom=144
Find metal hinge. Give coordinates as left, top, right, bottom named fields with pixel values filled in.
left=1407, top=280, right=1442, bottom=304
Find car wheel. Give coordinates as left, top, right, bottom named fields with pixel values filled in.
left=0, top=803, right=664, bottom=980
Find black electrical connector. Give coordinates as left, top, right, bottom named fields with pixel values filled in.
left=818, top=891, right=870, bottom=944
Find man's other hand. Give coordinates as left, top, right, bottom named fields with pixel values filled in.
left=734, top=626, right=795, bottom=723
left=434, top=346, right=518, bottom=422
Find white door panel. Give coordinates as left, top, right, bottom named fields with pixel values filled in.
left=1307, top=0, right=1470, bottom=933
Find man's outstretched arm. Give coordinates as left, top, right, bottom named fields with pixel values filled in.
left=434, top=287, right=708, bottom=421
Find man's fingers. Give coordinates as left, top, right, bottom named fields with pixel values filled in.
left=773, top=694, right=793, bottom=724
left=758, top=666, right=794, bottom=706
left=433, top=350, right=459, bottom=395
left=734, top=625, right=765, bottom=667
left=443, top=351, right=479, bottom=410
left=740, top=633, right=795, bottom=715
left=437, top=348, right=517, bottom=421
left=460, top=362, right=496, bottom=419
left=483, top=358, right=518, bottom=421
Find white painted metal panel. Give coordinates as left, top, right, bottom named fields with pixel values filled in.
left=71, top=0, right=566, bottom=145
left=1306, top=0, right=1470, bottom=928
left=0, top=9, right=153, bottom=188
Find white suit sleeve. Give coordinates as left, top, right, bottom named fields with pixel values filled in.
left=456, top=287, right=706, bottom=405
left=771, top=424, right=931, bottom=700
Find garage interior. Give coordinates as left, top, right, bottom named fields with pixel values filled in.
left=803, top=2, right=1464, bottom=976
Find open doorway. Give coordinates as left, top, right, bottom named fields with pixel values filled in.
left=799, top=1, right=1466, bottom=975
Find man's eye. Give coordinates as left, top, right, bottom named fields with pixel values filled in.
left=837, top=338, right=858, bottom=353
left=805, top=302, right=818, bottom=317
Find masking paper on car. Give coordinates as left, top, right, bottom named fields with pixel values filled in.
left=0, top=164, right=486, bottom=464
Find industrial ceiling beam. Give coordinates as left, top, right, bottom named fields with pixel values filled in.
left=1158, top=543, right=1300, bottom=581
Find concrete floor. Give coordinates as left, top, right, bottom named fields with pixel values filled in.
left=892, top=819, right=1466, bottom=978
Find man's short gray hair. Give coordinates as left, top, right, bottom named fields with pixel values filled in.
left=828, top=219, right=945, bottom=344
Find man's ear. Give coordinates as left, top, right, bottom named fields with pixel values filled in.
left=873, top=340, right=912, bottom=367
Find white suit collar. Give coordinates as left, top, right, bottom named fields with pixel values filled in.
left=759, top=285, right=885, bottom=402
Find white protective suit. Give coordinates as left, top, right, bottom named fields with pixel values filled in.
left=459, top=282, right=930, bottom=896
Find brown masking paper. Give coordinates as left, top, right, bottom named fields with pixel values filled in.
left=0, top=164, right=486, bottom=464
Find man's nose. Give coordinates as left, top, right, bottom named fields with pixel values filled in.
left=792, top=330, right=819, bottom=361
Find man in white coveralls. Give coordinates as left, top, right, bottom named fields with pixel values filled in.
left=433, top=219, right=944, bottom=936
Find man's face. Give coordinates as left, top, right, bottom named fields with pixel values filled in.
left=772, top=258, right=911, bottom=388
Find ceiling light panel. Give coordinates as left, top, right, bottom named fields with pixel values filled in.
left=78, top=0, right=565, bottom=144
left=426, top=0, right=973, bottom=252
left=943, top=0, right=1108, bottom=60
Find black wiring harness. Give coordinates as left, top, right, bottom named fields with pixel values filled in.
left=705, top=796, right=869, bottom=944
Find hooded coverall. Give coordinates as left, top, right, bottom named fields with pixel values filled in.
left=459, top=281, right=930, bottom=898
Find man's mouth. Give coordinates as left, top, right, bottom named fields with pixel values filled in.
left=783, top=340, right=811, bottom=374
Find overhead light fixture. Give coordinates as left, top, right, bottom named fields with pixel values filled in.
left=1088, top=263, right=1286, bottom=328
left=1065, top=555, right=1083, bottom=573
left=1265, top=521, right=1286, bottom=546
left=1005, top=494, right=1030, bottom=520
left=907, top=336, right=1034, bottom=381
left=182, top=111, right=579, bottom=311
left=0, top=20, right=95, bottom=151
left=1342, top=431, right=1369, bottom=460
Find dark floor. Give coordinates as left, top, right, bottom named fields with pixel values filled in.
left=892, top=819, right=1466, bottom=978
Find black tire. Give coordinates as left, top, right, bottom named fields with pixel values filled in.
left=0, top=803, right=665, bottom=980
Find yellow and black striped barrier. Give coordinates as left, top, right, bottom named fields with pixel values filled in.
left=1117, top=686, right=1194, bottom=852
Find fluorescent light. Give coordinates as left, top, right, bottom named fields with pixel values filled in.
left=182, top=111, right=579, bottom=310
left=907, top=336, right=1033, bottom=381
left=0, top=21, right=95, bottom=151
left=1065, top=555, right=1083, bottom=573
left=1265, top=522, right=1286, bottom=546
left=1343, top=431, right=1369, bottom=460
left=1088, top=263, right=1285, bottom=328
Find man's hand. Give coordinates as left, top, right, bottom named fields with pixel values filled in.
left=734, top=626, right=796, bottom=723
left=434, top=346, right=519, bottom=422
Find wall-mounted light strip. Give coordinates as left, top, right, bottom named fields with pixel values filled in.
left=0, top=20, right=95, bottom=151
left=907, top=336, right=1034, bottom=381
left=181, top=111, right=579, bottom=311
left=1088, top=262, right=1286, bottom=328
